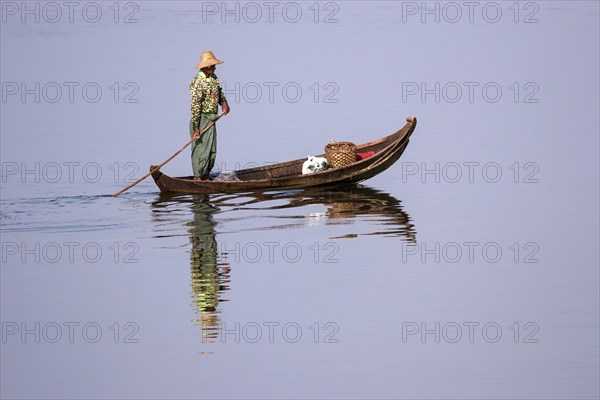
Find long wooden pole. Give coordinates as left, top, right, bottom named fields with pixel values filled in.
left=113, top=112, right=225, bottom=197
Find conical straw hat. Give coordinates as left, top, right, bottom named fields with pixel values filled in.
left=195, top=51, right=224, bottom=69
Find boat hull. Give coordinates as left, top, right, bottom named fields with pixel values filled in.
left=151, top=116, right=417, bottom=194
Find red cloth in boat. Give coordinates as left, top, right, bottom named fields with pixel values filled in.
left=356, top=151, right=375, bottom=160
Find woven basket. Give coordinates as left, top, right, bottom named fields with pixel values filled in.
left=325, top=141, right=357, bottom=168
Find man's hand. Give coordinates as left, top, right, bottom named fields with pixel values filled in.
left=192, top=130, right=200, bottom=141
left=222, top=102, right=230, bottom=115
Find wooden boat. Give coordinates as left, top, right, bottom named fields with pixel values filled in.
left=151, top=116, right=417, bottom=194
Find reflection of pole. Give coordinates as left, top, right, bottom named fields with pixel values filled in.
left=189, top=200, right=231, bottom=342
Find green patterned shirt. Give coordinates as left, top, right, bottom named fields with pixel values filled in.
left=190, top=71, right=227, bottom=128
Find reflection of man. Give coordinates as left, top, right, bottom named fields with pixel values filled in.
left=189, top=200, right=231, bottom=341
left=189, top=51, right=230, bottom=180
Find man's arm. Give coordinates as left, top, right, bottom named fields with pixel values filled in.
left=218, top=85, right=230, bottom=115
left=221, top=101, right=230, bottom=115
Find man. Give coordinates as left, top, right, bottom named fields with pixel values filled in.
left=190, top=51, right=230, bottom=180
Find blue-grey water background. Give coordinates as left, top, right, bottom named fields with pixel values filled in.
left=1, top=1, right=599, bottom=399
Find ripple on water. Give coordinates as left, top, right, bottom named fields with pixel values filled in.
left=1, top=186, right=417, bottom=242
left=0, top=193, right=149, bottom=234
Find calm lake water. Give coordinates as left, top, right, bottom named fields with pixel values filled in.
left=1, top=1, right=599, bottom=399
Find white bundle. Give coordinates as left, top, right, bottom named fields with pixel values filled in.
left=302, top=156, right=329, bottom=175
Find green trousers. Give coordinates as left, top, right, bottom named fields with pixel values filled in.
left=189, top=113, right=218, bottom=178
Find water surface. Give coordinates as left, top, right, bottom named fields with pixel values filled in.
left=1, top=1, right=598, bottom=399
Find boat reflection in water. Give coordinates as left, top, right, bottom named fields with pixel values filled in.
left=150, top=185, right=416, bottom=343
left=216, top=185, right=417, bottom=242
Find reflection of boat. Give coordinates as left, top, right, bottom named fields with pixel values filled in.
left=209, top=186, right=417, bottom=242
left=150, top=116, right=417, bottom=194
left=148, top=185, right=416, bottom=343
